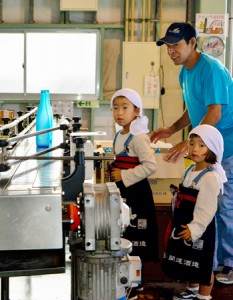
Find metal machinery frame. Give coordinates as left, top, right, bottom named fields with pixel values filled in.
left=0, top=109, right=141, bottom=300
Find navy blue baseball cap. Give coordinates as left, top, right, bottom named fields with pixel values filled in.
left=156, top=22, right=197, bottom=46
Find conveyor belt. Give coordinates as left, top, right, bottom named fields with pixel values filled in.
left=0, top=125, right=63, bottom=192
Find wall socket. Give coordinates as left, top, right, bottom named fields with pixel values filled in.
left=51, top=101, right=74, bottom=118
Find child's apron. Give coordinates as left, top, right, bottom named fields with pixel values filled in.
left=110, top=132, right=158, bottom=262
left=162, top=165, right=215, bottom=285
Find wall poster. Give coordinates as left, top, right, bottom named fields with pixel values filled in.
left=195, top=13, right=229, bottom=37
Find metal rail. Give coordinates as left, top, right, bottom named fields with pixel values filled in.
left=7, top=125, right=60, bottom=143
left=0, top=107, right=38, bottom=132
left=5, top=155, right=114, bottom=161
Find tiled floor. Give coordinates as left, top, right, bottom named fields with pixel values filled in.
left=3, top=261, right=233, bottom=300
left=8, top=264, right=71, bottom=300
left=127, top=280, right=233, bottom=300
left=128, top=260, right=233, bottom=300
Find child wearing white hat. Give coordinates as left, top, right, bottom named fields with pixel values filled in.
left=109, top=88, right=159, bottom=289
left=163, top=124, right=227, bottom=300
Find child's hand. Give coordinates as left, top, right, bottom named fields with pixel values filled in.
left=111, top=168, right=122, bottom=182
left=178, top=225, right=192, bottom=241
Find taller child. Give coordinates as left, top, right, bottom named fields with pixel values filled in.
left=110, top=88, right=158, bottom=274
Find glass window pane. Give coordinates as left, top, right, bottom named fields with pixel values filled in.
left=26, top=31, right=98, bottom=98
left=0, top=33, right=24, bottom=93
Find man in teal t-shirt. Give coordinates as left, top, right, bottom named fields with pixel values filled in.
left=179, top=52, right=233, bottom=159
left=150, top=22, right=233, bottom=300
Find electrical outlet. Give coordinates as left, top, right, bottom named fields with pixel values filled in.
left=51, top=101, right=74, bottom=118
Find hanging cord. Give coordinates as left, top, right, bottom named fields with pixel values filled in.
left=159, top=65, right=166, bottom=128
left=150, top=61, right=156, bottom=76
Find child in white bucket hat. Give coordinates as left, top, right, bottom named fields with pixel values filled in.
left=163, top=124, right=227, bottom=300
left=109, top=88, right=159, bottom=291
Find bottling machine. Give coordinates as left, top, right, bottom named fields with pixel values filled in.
left=0, top=109, right=141, bottom=300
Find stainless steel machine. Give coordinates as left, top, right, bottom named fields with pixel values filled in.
left=0, top=109, right=141, bottom=300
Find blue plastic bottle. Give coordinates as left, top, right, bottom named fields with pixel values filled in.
left=36, top=90, right=53, bottom=148
left=45, top=90, right=53, bottom=142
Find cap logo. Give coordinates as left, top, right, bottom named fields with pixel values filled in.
left=169, top=28, right=181, bottom=34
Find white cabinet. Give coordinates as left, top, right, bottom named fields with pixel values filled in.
left=122, top=42, right=161, bottom=109
left=60, top=0, right=98, bottom=11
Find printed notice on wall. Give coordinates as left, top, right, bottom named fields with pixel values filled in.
left=196, top=13, right=229, bottom=37
left=144, top=75, right=159, bottom=98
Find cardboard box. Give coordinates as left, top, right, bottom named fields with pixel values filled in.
left=149, top=153, right=184, bottom=204
left=94, top=140, right=113, bottom=150
left=149, top=177, right=181, bottom=204
left=0, top=110, right=14, bottom=125
left=151, top=153, right=185, bottom=179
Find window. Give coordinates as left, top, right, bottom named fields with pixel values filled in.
left=0, top=33, right=24, bottom=94
left=0, top=29, right=100, bottom=101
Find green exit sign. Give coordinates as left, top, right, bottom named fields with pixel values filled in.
left=77, top=100, right=99, bottom=108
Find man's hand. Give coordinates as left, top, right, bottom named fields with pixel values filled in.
left=164, top=141, right=188, bottom=163
left=150, top=127, right=173, bottom=143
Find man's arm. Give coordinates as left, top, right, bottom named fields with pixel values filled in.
left=164, top=104, right=222, bottom=163
left=169, top=109, right=191, bottom=134
left=150, top=109, right=191, bottom=143
left=200, top=104, right=222, bottom=126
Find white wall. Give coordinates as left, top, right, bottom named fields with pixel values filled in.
left=0, top=0, right=231, bottom=142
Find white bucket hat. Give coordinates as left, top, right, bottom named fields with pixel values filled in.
left=111, top=88, right=149, bottom=135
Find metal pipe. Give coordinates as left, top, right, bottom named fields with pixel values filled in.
left=0, top=107, right=38, bottom=132
left=107, top=265, right=112, bottom=299
left=7, top=125, right=60, bottom=143
left=142, top=0, right=146, bottom=41
left=93, top=264, right=97, bottom=299
left=125, top=0, right=129, bottom=41
left=29, top=145, right=62, bottom=157
left=131, top=0, right=135, bottom=41
left=12, top=119, right=35, bottom=142
left=100, top=266, right=104, bottom=298
left=5, top=155, right=114, bottom=161
left=0, top=0, right=3, bottom=23
left=29, top=0, right=34, bottom=24
left=147, top=0, right=151, bottom=41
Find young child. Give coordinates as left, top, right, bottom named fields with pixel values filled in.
left=109, top=88, right=159, bottom=281
left=162, top=124, right=227, bottom=300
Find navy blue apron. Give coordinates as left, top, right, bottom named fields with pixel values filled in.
left=109, top=132, right=158, bottom=262
left=162, top=165, right=215, bottom=285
